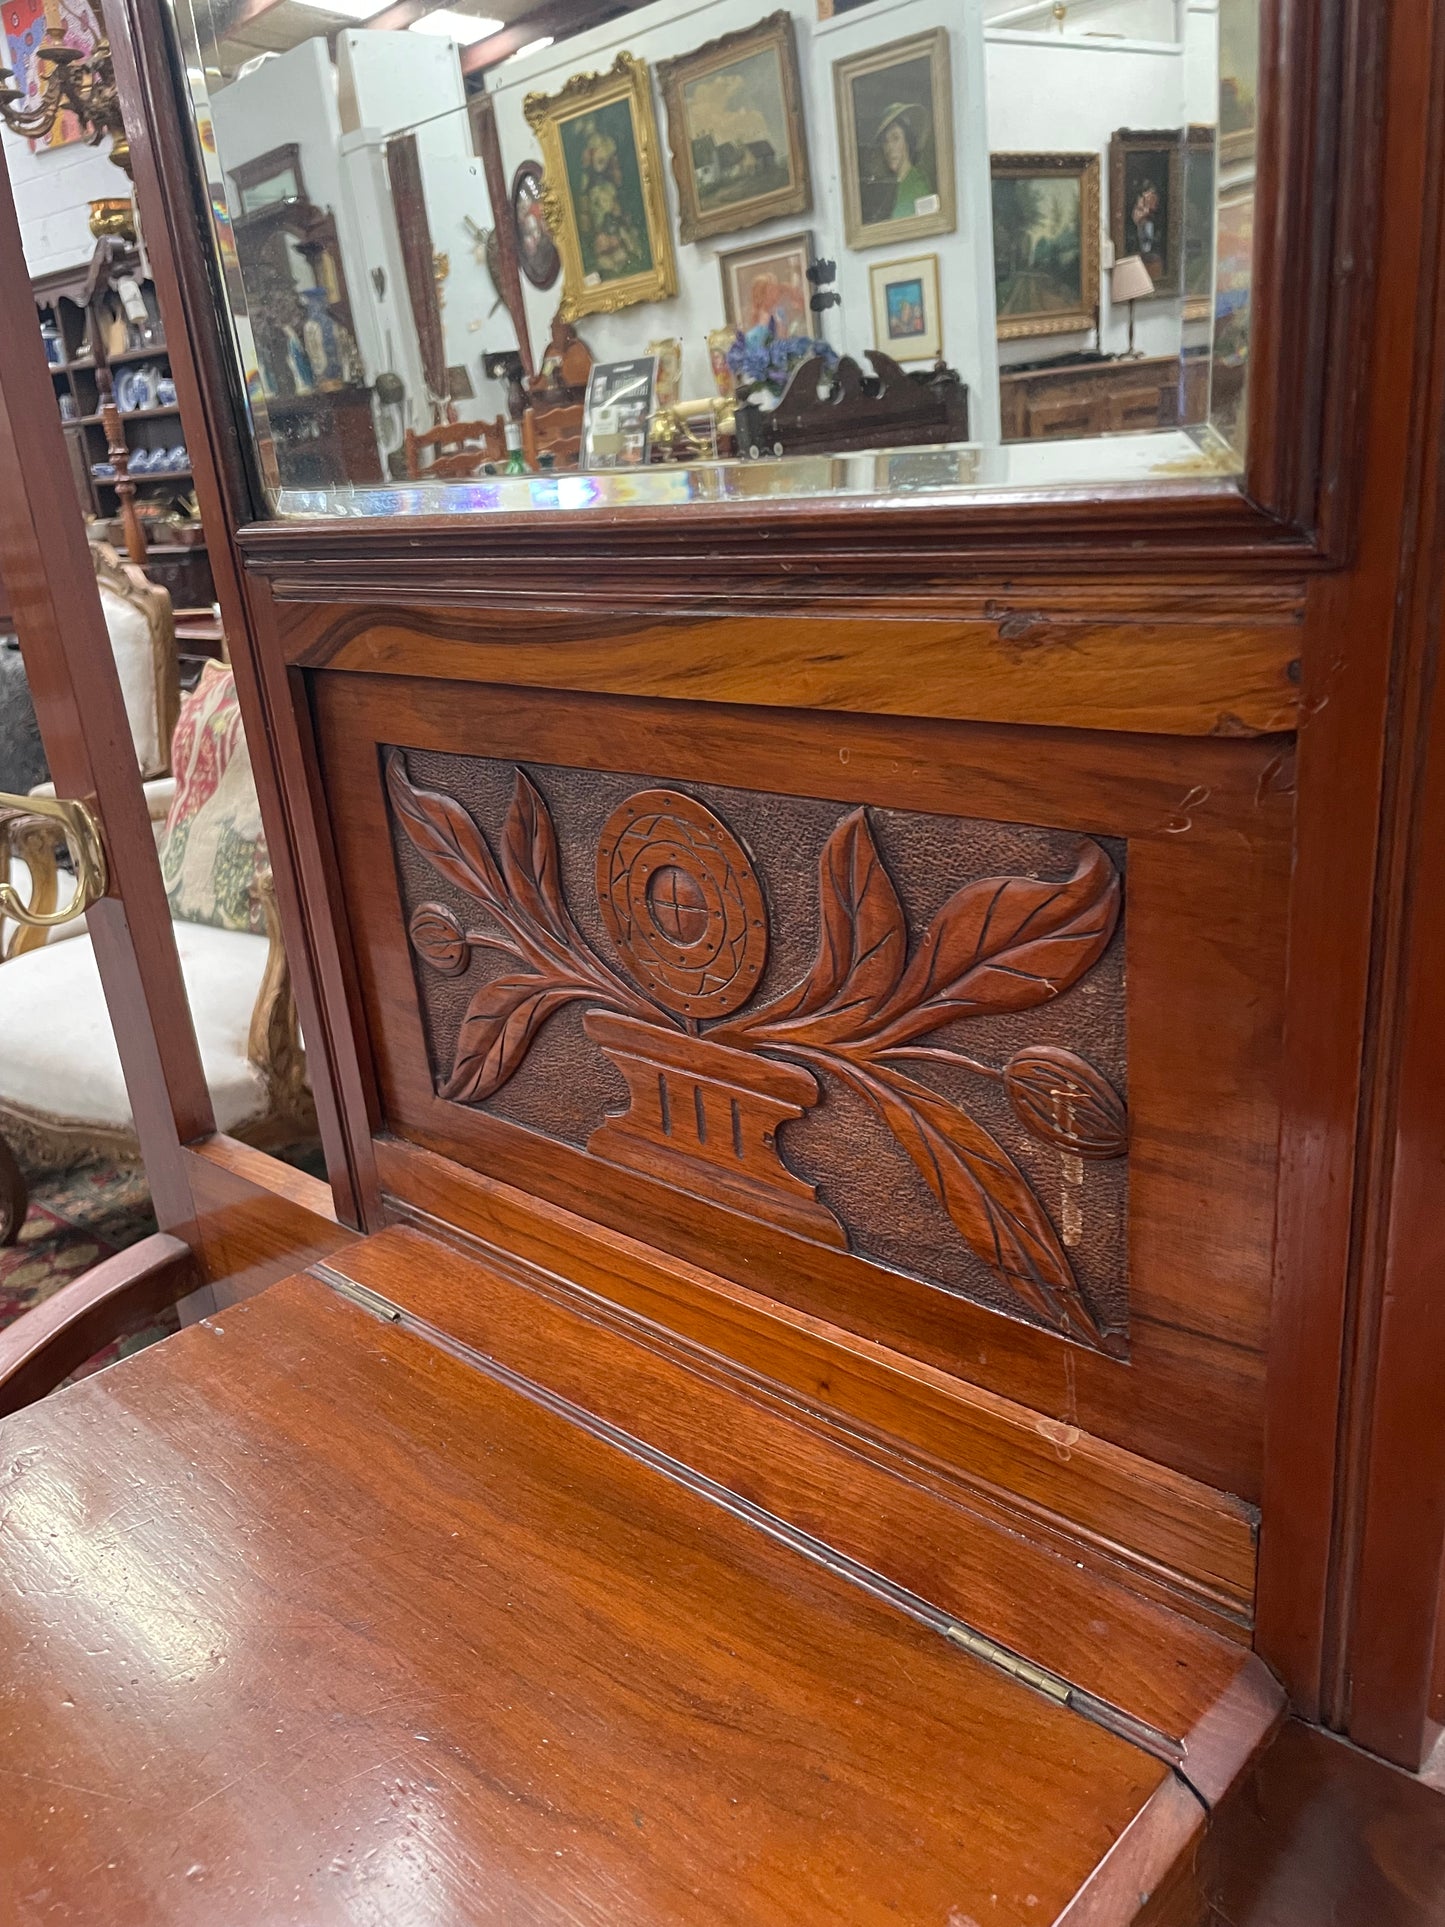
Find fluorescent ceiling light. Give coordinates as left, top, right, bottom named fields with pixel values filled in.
left=292, top=0, right=388, bottom=17
left=408, top=9, right=503, bottom=43
left=505, top=35, right=554, bottom=62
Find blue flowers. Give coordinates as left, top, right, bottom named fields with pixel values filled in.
left=725, top=321, right=837, bottom=395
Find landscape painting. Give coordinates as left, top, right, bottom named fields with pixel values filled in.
left=991, top=153, right=1100, bottom=340
left=658, top=13, right=811, bottom=244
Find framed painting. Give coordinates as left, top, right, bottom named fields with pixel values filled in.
left=230, top=143, right=304, bottom=216
left=1218, top=0, right=1260, bottom=167
left=990, top=152, right=1101, bottom=340
left=832, top=29, right=955, bottom=250
left=524, top=53, right=677, bottom=321
left=657, top=11, right=811, bottom=245
left=1182, top=125, right=1217, bottom=320
left=719, top=231, right=814, bottom=336
left=869, top=254, right=941, bottom=363
left=510, top=160, right=559, bottom=291
left=1108, top=127, right=1184, bottom=298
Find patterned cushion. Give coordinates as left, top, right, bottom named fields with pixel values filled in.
left=158, top=662, right=268, bottom=933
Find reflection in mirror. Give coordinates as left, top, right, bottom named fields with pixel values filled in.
left=172, top=0, right=1259, bottom=515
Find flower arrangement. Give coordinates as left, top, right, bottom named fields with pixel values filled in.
left=725, top=320, right=837, bottom=400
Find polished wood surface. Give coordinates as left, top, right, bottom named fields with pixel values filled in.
left=379, top=1142, right=1259, bottom=1632
left=337, top=1224, right=1278, bottom=1769
left=0, top=1263, right=1200, bottom=1927
left=1199, top=1721, right=1445, bottom=1925
left=0, top=1232, right=196, bottom=1417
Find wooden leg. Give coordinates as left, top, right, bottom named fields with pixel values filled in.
left=0, top=1131, right=26, bottom=1246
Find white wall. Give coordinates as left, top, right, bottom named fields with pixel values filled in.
left=3, top=122, right=122, bottom=275
left=490, top=0, right=1002, bottom=441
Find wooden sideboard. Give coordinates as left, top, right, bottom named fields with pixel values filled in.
left=1000, top=353, right=1211, bottom=442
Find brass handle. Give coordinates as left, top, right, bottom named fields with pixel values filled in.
left=0, top=791, right=108, bottom=929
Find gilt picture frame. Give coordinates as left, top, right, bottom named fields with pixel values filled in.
left=832, top=29, right=955, bottom=251
left=990, top=152, right=1101, bottom=341
left=719, top=230, right=815, bottom=336
left=657, top=11, right=812, bottom=246
left=524, top=53, right=678, bottom=321
left=1108, top=127, right=1185, bottom=299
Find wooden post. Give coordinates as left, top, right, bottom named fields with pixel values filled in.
left=0, top=136, right=212, bottom=1231
left=97, top=367, right=147, bottom=564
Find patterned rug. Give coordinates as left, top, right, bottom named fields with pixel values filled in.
left=0, top=1158, right=178, bottom=1384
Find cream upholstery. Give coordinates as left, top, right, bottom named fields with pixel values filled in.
left=93, top=546, right=179, bottom=781
left=0, top=922, right=271, bottom=1136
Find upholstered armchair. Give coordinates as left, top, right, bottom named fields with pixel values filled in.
left=0, top=658, right=313, bottom=1175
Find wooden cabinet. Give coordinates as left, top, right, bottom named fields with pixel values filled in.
left=999, top=352, right=1211, bottom=442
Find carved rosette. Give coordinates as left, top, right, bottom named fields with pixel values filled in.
left=388, top=751, right=1128, bottom=1356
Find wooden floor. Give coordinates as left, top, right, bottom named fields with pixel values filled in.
left=1201, top=1720, right=1445, bottom=1925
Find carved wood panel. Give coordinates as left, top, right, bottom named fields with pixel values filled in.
left=385, top=749, right=1129, bottom=1355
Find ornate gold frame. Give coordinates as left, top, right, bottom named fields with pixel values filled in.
left=525, top=53, right=677, bottom=322
left=656, top=11, right=812, bottom=246
left=1108, top=127, right=1186, bottom=300
left=990, top=152, right=1101, bottom=342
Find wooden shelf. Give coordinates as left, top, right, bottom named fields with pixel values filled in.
left=76, top=404, right=182, bottom=425
left=93, top=467, right=192, bottom=488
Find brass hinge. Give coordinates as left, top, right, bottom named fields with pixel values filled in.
left=0, top=791, right=108, bottom=929
left=942, top=1622, right=1073, bottom=1703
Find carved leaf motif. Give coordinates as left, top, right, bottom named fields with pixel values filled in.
left=500, top=769, right=574, bottom=946
left=863, top=842, right=1120, bottom=1049
left=386, top=751, right=505, bottom=909
left=842, top=1060, right=1110, bottom=1349
left=409, top=902, right=470, bottom=976
left=1004, top=1047, right=1128, bottom=1160
left=441, top=975, right=579, bottom=1104
left=743, top=809, right=905, bottom=1040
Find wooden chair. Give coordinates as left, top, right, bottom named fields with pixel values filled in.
left=520, top=401, right=584, bottom=471
left=403, top=416, right=507, bottom=480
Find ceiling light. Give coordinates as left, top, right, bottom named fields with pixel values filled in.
left=408, top=10, right=503, bottom=43
left=291, top=0, right=389, bottom=16
left=505, top=35, right=554, bottom=62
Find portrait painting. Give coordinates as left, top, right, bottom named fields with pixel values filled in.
left=657, top=12, right=811, bottom=244
left=1109, top=128, right=1184, bottom=296
left=869, top=252, right=941, bottom=362
left=525, top=54, right=677, bottom=320
left=990, top=152, right=1100, bottom=340
left=719, top=231, right=814, bottom=336
left=833, top=29, right=955, bottom=250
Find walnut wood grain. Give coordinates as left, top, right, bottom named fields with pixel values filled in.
left=376, top=1139, right=1258, bottom=1633
left=0, top=1232, right=196, bottom=1417
left=330, top=1223, right=1279, bottom=1767
left=274, top=598, right=1302, bottom=739
left=0, top=1268, right=1198, bottom=1927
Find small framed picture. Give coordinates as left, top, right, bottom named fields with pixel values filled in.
left=582, top=356, right=657, bottom=470
left=719, top=231, right=814, bottom=336
left=869, top=254, right=941, bottom=362
left=832, top=29, right=955, bottom=251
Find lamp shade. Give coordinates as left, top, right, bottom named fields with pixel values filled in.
left=1111, top=255, right=1155, bottom=303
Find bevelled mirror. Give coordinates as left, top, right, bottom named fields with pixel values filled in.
left=170, top=0, right=1260, bottom=516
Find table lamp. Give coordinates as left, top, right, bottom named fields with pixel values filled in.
left=1111, top=255, right=1154, bottom=357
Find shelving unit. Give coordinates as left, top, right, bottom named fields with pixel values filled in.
left=32, top=257, right=214, bottom=610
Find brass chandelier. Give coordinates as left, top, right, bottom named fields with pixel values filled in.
left=0, top=0, right=130, bottom=176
